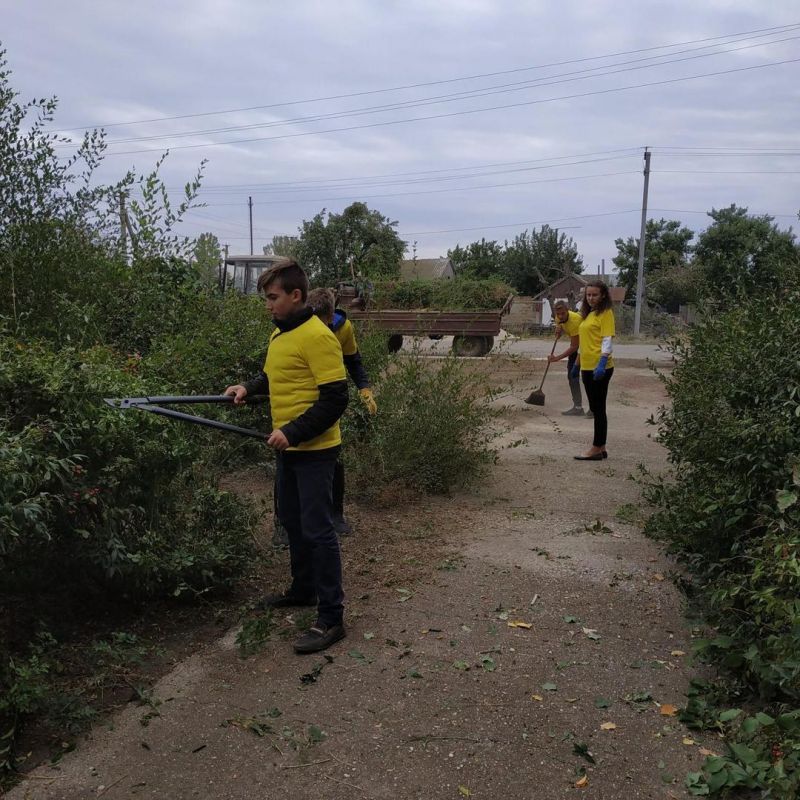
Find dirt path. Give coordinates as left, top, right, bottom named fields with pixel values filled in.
left=9, top=359, right=711, bottom=800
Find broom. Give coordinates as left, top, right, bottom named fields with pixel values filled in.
left=525, top=336, right=559, bottom=406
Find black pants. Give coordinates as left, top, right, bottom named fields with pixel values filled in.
left=581, top=368, right=614, bottom=447
left=566, top=351, right=583, bottom=408
left=275, top=459, right=346, bottom=519
left=275, top=448, right=344, bottom=626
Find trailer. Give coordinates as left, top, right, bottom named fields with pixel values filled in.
left=338, top=285, right=514, bottom=357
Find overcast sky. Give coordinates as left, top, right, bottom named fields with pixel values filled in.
left=3, top=0, right=799, bottom=270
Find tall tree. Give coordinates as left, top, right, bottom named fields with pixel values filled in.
left=293, top=202, right=406, bottom=286
left=447, top=238, right=505, bottom=279
left=693, top=205, right=799, bottom=303
left=263, top=235, right=299, bottom=258
left=193, top=232, right=221, bottom=285
left=612, top=218, right=694, bottom=298
left=502, top=225, right=583, bottom=296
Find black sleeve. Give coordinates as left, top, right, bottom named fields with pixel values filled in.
left=242, top=371, right=269, bottom=397
left=343, top=351, right=370, bottom=390
left=280, top=380, right=348, bottom=446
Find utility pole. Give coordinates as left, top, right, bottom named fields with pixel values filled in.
left=248, top=196, right=254, bottom=255
left=222, top=243, right=229, bottom=293
left=601, top=258, right=605, bottom=276
left=119, top=191, right=127, bottom=257
left=633, top=148, right=651, bottom=337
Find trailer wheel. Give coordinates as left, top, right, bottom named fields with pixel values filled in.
left=387, top=334, right=404, bottom=353
left=452, top=335, right=492, bottom=357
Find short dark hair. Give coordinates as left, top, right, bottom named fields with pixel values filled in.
left=307, top=287, right=336, bottom=319
left=580, top=280, right=612, bottom=316
left=256, top=259, right=309, bottom=301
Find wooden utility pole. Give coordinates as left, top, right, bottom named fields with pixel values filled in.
left=222, top=243, right=229, bottom=293
left=119, top=191, right=127, bottom=256
left=248, top=196, right=254, bottom=255
left=633, top=148, right=651, bottom=337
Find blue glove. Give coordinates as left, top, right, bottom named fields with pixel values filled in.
left=593, top=355, right=609, bottom=381
left=569, top=362, right=580, bottom=380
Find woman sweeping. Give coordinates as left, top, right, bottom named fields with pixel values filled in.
left=570, top=280, right=615, bottom=461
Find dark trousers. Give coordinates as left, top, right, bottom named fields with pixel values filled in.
left=333, top=460, right=345, bottom=519
left=275, top=449, right=344, bottom=626
left=581, top=368, right=614, bottom=447
left=566, top=351, right=583, bottom=408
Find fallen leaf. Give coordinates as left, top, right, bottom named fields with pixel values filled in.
left=600, top=722, right=617, bottom=730
left=699, top=747, right=718, bottom=757
left=594, top=697, right=612, bottom=709
left=659, top=704, right=678, bottom=716
left=653, top=573, right=665, bottom=581
left=575, top=775, right=589, bottom=788
left=581, top=627, right=602, bottom=641
left=682, top=737, right=696, bottom=746
left=670, top=650, right=685, bottom=657
left=507, top=620, right=532, bottom=629
left=458, top=786, right=472, bottom=797
left=531, top=694, right=544, bottom=701
left=542, top=682, right=558, bottom=692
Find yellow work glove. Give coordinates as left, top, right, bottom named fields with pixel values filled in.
left=359, top=388, right=377, bottom=415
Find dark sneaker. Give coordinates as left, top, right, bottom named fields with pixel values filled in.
left=561, top=406, right=585, bottom=416
left=586, top=410, right=594, bottom=419
left=333, top=515, right=352, bottom=536
left=257, top=592, right=317, bottom=611
left=293, top=622, right=346, bottom=654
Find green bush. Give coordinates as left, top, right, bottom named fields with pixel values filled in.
left=371, top=277, right=512, bottom=311
left=642, top=283, right=800, bottom=796
left=343, top=343, right=499, bottom=495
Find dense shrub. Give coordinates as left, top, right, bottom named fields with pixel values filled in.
left=643, top=281, right=800, bottom=797
left=371, top=277, right=512, bottom=311
left=343, top=341, right=499, bottom=496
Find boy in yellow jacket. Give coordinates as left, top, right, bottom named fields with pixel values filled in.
left=225, top=260, right=348, bottom=654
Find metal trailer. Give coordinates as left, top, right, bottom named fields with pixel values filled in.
left=344, top=293, right=515, bottom=357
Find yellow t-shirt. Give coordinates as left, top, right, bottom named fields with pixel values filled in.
left=265, top=315, right=346, bottom=451
left=556, top=310, right=583, bottom=338
left=578, top=308, right=615, bottom=371
left=333, top=317, right=358, bottom=357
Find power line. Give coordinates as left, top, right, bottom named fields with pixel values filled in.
left=51, top=22, right=800, bottom=132
left=400, top=210, right=639, bottom=236
left=100, top=58, right=800, bottom=156
left=96, top=33, right=800, bottom=147
left=197, top=170, right=640, bottom=207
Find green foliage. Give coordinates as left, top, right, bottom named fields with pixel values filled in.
left=685, top=707, right=800, bottom=798
left=502, top=225, right=583, bottom=295
left=371, top=277, right=512, bottom=310
left=294, top=201, right=406, bottom=285
left=263, top=234, right=299, bottom=258
left=236, top=612, right=276, bottom=657
left=613, top=218, right=695, bottom=302
left=447, top=227, right=583, bottom=294
left=193, top=231, right=222, bottom=286
left=448, top=238, right=505, bottom=279
left=693, top=205, right=799, bottom=306
left=343, top=345, right=499, bottom=495
left=643, top=259, right=800, bottom=795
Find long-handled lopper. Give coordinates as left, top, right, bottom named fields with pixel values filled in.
left=103, top=394, right=269, bottom=439
left=524, top=336, right=559, bottom=406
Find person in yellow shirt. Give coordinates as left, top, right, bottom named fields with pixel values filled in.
left=224, top=260, right=348, bottom=654
left=570, top=281, right=615, bottom=461
left=546, top=299, right=586, bottom=416
left=307, top=287, right=377, bottom=536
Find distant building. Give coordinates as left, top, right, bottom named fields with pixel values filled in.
left=399, top=257, right=455, bottom=281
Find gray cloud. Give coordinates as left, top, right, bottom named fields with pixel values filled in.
left=3, top=0, right=798, bottom=266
